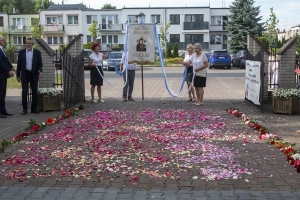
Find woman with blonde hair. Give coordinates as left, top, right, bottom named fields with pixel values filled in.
left=177, top=43, right=208, bottom=105
left=183, top=44, right=196, bottom=101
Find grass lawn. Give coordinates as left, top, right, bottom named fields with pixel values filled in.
left=7, top=77, right=21, bottom=89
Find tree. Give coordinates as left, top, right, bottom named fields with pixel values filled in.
left=88, top=21, right=99, bottom=42
left=263, top=7, right=279, bottom=49
left=256, top=36, right=269, bottom=51
left=226, top=0, right=264, bottom=53
left=0, top=0, right=14, bottom=13
left=101, top=4, right=116, bottom=9
left=159, top=21, right=171, bottom=52
left=34, top=0, right=55, bottom=12
left=173, top=43, right=179, bottom=57
left=166, top=43, right=172, bottom=58
left=12, top=0, right=36, bottom=13
left=31, top=18, right=43, bottom=39
left=0, top=28, right=16, bottom=62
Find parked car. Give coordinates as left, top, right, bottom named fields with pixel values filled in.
left=231, top=50, right=246, bottom=69
left=53, top=53, right=62, bottom=70
left=209, top=50, right=231, bottom=69
left=83, top=49, right=92, bottom=69
left=103, top=51, right=123, bottom=71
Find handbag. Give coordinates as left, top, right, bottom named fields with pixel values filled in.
left=195, top=70, right=207, bottom=77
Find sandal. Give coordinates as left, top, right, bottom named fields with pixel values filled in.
left=187, top=97, right=192, bottom=102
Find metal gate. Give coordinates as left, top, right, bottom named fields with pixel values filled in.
left=245, top=48, right=265, bottom=112
left=53, top=35, right=85, bottom=109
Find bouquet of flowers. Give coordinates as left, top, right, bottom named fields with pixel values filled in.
left=38, top=88, right=62, bottom=96
left=272, top=88, right=300, bottom=99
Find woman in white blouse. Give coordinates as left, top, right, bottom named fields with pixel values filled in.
left=178, top=43, right=208, bottom=106
left=183, top=44, right=196, bottom=102
left=88, top=43, right=109, bottom=103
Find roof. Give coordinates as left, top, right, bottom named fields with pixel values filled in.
left=47, top=4, right=86, bottom=10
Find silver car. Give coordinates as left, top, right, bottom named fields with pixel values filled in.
left=103, top=52, right=122, bottom=71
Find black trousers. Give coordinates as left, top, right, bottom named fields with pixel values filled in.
left=21, top=71, right=38, bottom=110
left=0, top=78, right=7, bottom=113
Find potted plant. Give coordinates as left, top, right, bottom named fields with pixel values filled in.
left=272, top=88, right=300, bottom=115
left=37, top=88, right=62, bottom=112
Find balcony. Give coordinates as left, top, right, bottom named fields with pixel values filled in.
left=8, top=26, right=33, bottom=34
left=42, top=24, right=65, bottom=33
left=99, top=24, right=123, bottom=32
left=209, top=25, right=227, bottom=32
left=183, top=22, right=209, bottom=30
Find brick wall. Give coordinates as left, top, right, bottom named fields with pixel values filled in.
left=277, top=37, right=297, bottom=89
left=247, top=33, right=269, bottom=101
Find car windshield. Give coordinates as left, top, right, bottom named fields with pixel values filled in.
left=83, top=51, right=91, bottom=57
left=213, top=51, right=229, bottom=55
left=109, top=53, right=122, bottom=59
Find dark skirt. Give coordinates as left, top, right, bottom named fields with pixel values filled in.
left=194, top=76, right=206, bottom=87
left=90, top=66, right=103, bottom=86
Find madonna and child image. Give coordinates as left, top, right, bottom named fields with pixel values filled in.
left=136, top=36, right=146, bottom=51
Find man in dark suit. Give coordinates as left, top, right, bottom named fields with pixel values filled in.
left=16, top=37, right=43, bottom=115
left=0, top=36, right=15, bottom=118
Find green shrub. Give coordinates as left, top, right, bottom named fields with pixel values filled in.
left=165, top=57, right=183, bottom=64
left=166, top=43, right=172, bottom=58
left=84, top=42, right=93, bottom=49
left=173, top=43, right=179, bottom=58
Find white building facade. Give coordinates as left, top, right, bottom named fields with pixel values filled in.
left=38, top=5, right=230, bottom=51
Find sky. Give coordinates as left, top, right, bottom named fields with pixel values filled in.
left=53, top=0, right=300, bottom=31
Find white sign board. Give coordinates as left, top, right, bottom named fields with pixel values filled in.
left=245, top=60, right=261, bottom=105
left=127, top=24, right=155, bottom=64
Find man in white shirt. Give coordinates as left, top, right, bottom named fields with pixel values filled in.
left=120, top=52, right=137, bottom=101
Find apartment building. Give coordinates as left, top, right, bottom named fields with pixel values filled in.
left=38, top=5, right=230, bottom=51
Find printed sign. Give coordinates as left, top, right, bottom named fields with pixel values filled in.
left=127, top=24, right=155, bottom=64
left=245, top=60, right=261, bottom=105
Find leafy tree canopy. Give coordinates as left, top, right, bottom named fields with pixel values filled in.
left=101, top=4, right=116, bottom=9
left=226, top=0, right=264, bottom=53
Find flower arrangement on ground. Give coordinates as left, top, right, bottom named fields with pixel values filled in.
left=227, top=107, right=300, bottom=173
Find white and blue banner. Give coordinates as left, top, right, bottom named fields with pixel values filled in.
left=127, top=24, right=155, bottom=64
left=245, top=60, right=261, bottom=105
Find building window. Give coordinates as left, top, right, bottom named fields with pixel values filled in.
left=47, top=37, right=59, bottom=45
left=185, top=34, right=203, bottom=43
left=0, top=17, right=3, bottom=26
left=170, top=14, right=180, bottom=24
left=13, top=36, right=26, bottom=45
left=128, top=15, right=138, bottom=23
left=67, top=15, right=78, bottom=25
left=68, top=36, right=75, bottom=43
left=170, top=34, right=180, bottom=42
left=151, top=15, right=161, bottom=24
left=12, top=18, right=25, bottom=28
left=210, top=34, right=222, bottom=44
left=87, top=15, right=97, bottom=24
left=185, top=14, right=203, bottom=22
left=101, top=35, right=118, bottom=44
left=211, top=16, right=222, bottom=25
left=87, top=35, right=91, bottom=42
left=46, top=16, right=62, bottom=25
left=59, top=37, right=63, bottom=44
left=113, top=35, right=118, bottom=43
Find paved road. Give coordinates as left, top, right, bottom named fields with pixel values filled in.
left=1, top=67, right=300, bottom=200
